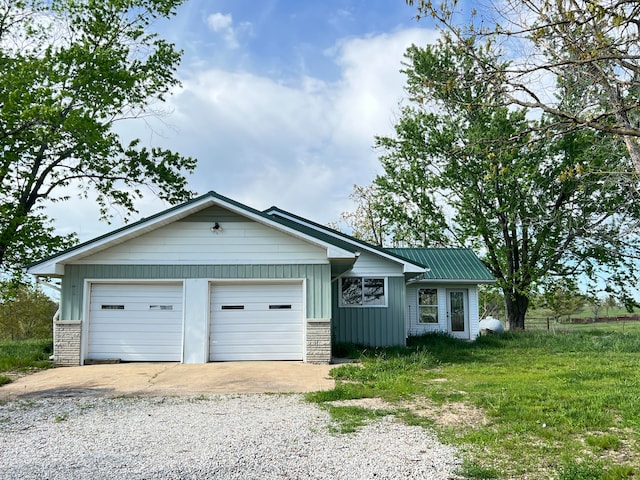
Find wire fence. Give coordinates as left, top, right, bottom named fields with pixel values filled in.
left=526, top=315, right=640, bottom=331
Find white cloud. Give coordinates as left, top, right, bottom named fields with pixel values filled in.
left=206, top=12, right=233, bottom=32
left=160, top=27, right=439, bottom=224
left=43, top=27, right=440, bottom=241
left=205, top=12, right=252, bottom=50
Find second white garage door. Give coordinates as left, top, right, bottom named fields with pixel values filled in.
left=209, top=282, right=304, bottom=361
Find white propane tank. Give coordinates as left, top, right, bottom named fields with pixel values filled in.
left=479, top=316, right=505, bottom=335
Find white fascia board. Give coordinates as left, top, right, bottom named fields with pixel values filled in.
left=403, top=263, right=427, bottom=274
left=267, top=209, right=426, bottom=274
left=27, top=263, right=65, bottom=276
left=327, top=246, right=358, bottom=260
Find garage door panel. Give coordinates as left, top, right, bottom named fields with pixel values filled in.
left=89, top=317, right=181, bottom=327
left=216, top=314, right=298, bottom=328
left=211, top=331, right=302, bottom=342
left=94, top=306, right=181, bottom=314
left=213, top=325, right=302, bottom=335
left=90, top=342, right=181, bottom=352
left=91, top=338, right=182, bottom=347
left=212, top=346, right=302, bottom=361
left=211, top=352, right=300, bottom=361
left=92, top=327, right=182, bottom=339
left=216, top=305, right=302, bottom=312
left=210, top=283, right=303, bottom=361
left=88, top=283, right=183, bottom=362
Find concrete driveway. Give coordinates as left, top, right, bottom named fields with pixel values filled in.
left=0, top=362, right=337, bottom=400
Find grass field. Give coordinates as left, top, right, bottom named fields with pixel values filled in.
left=0, top=338, right=53, bottom=386
left=308, top=327, right=640, bottom=479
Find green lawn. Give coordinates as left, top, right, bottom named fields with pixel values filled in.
left=308, top=330, right=640, bottom=479
left=0, top=338, right=53, bottom=386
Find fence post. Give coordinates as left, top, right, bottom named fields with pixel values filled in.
left=546, top=317, right=550, bottom=331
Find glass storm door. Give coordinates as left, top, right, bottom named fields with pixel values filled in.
left=447, top=289, right=469, bottom=339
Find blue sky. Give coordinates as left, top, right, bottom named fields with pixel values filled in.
left=49, top=0, right=443, bottom=241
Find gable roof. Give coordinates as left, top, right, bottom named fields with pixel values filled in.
left=387, top=248, right=495, bottom=283
left=27, top=191, right=360, bottom=276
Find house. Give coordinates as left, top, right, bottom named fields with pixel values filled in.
left=27, top=191, right=495, bottom=366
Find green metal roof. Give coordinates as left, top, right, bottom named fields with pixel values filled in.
left=266, top=211, right=359, bottom=255
left=265, top=207, right=428, bottom=269
left=387, top=248, right=495, bottom=282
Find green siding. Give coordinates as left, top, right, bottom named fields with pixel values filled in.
left=61, top=264, right=331, bottom=321
left=178, top=205, right=249, bottom=222
left=331, top=276, right=406, bottom=347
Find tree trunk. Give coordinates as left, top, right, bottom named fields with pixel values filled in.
left=623, top=135, right=640, bottom=174
left=504, top=290, right=529, bottom=330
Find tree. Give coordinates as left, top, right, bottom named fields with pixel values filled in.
left=587, top=295, right=603, bottom=321
left=0, top=0, right=196, bottom=276
left=543, top=279, right=585, bottom=323
left=371, top=39, right=640, bottom=329
left=338, top=184, right=388, bottom=246
left=479, top=285, right=505, bottom=320
left=0, top=283, right=57, bottom=340
left=604, top=294, right=620, bottom=318
left=406, top=0, right=640, bottom=172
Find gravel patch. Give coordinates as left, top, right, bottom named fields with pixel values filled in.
left=1, top=394, right=461, bottom=479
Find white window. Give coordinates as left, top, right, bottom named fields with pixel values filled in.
left=149, top=305, right=174, bottom=311
left=418, top=288, right=438, bottom=323
left=340, top=277, right=387, bottom=307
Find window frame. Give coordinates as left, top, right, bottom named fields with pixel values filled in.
left=417, top=288, right=439, bottom=324
left=339, top=277, right=388, bottom=308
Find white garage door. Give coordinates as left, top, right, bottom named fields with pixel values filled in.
left=88, top=283, right=183, bottom=362
left=209, top=282, right=303, bottom=361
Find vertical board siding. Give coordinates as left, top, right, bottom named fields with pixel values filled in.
left=176, top=205, right=250, bottom=223
left=331, top=276, right=406, bottom=347
left=61, top=264, right=331, bottom=321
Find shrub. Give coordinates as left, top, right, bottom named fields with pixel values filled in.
left=0, top=284, right=57, bottom=340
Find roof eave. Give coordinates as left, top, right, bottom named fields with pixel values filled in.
left=27, top=263, right=65, bottom=276
left=409, top=277, right=496, bottom=284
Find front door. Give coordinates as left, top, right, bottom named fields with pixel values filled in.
left=447, top=289, right=469, bottom=339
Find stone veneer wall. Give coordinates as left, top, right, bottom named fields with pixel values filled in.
left=306, top=319, right=331, bottom=364
left=53, top=320, right=82, bottom=366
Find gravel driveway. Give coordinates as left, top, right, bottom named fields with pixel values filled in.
left=1, top=394, right=461, bottom=479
